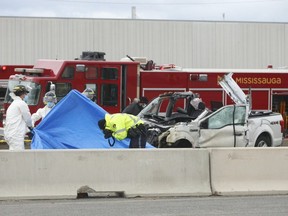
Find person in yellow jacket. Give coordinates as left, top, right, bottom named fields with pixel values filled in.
left=98, top=113, right=147, bottom=148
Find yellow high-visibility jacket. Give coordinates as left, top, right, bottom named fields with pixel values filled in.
left=105, top=113, right=144, bottom=140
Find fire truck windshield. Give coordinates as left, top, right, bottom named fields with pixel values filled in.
left=5, top=80, right=41, bottom=105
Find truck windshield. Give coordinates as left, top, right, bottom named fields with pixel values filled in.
left=138, top=96, right=169, bottom=118
left=138, top=93, right=194, bottom=118
left=4, top=80, right=41, bottom=105
left=207, top=105, right=246, bottom=129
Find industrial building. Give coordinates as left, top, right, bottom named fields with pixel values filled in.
left=0, top=16, right=287, bottom=69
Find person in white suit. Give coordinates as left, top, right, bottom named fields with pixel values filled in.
left=31, top=91, right=57, bottom=126
left=4, top=85, right=33, bottom=150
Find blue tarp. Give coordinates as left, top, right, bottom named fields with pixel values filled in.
left=31, top=90, right=153, bottom=149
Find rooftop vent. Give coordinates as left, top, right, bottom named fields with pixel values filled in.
left=78, top=51, right=106, bottom=61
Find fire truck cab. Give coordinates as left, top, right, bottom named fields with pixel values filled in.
left=0, top=64, right=33, bottom=131
left=4, top=52, right=140, bottom=123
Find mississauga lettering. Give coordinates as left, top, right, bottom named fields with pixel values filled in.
left=235, top=77, right=281, bottom=85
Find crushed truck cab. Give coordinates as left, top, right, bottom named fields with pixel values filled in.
left=144, top=73, right=284, bottom=148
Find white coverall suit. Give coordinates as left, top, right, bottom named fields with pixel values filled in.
left=31, top=106, right=52, bottom=126
left=4, top=96, right=33, bottom=150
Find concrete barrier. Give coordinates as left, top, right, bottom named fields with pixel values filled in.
left=0, top=149, right=211, bottom=200
left=210, top=147, right=288, bottom=196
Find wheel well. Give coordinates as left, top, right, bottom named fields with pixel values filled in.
left=159, top=138, right=193, bottom=148
left=256, top=132, right=272, bottom=147
left=174, top=139, right=193, bottom=148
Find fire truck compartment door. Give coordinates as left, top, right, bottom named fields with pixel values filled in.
left=218, top=72, right=247, bottom=105
left=198, top=105, right=247, bottom=147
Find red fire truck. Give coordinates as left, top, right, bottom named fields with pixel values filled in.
left=0, top=65, right=33, bottom=128
left=3, top=52, right=288, bottom=130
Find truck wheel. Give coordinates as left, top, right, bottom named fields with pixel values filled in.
left=255, top=135, right=271, bottom=147
left=174, top=140, right=193, bottom=148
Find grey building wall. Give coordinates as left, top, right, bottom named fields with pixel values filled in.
left=0, top=16, right=287, bottom=69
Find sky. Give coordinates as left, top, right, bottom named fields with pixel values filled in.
left=1, top=0, right=288, bottom=23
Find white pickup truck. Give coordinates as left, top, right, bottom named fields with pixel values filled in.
left=140, top=73, right=284, bottom=148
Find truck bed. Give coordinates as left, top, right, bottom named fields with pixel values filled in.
left=249, top=110, right=274, bottom=117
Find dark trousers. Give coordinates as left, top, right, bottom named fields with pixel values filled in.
left=129, top=134, right=147, bottom=148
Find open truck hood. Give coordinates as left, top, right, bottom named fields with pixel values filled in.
left=218, top=72, right=251, bottom=111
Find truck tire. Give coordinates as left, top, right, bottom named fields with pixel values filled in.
left=255, top=135, right=271, bottom=147
left=174, top=139, right=193, bottom=148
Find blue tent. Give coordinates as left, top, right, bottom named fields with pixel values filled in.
left=31, top=90, right=153, bottom=149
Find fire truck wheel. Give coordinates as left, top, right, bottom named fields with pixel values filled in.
left=255, top=135, right=271, bottom=147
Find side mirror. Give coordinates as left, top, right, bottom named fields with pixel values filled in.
left=46, top=81, right=55, bottom=92
left=45, top=82, right=51, bottom=92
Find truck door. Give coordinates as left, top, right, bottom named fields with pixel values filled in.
left=198, top=105, right=248, bottom=147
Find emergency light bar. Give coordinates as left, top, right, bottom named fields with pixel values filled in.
left=14, top=68, right=44, bottom=74
left=0, top=66, right=7, bottom=71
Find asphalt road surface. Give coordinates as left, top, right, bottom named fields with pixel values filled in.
left=1, top=195, right=288, bottom=216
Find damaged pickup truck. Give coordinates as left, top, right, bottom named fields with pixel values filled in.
left=139, top=73, right=284, bottom=148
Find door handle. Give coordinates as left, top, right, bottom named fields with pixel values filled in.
left=234, top=132, right=243, bottom=136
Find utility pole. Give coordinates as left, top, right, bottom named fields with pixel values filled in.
left=132, top=6, right=136, bottom=19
